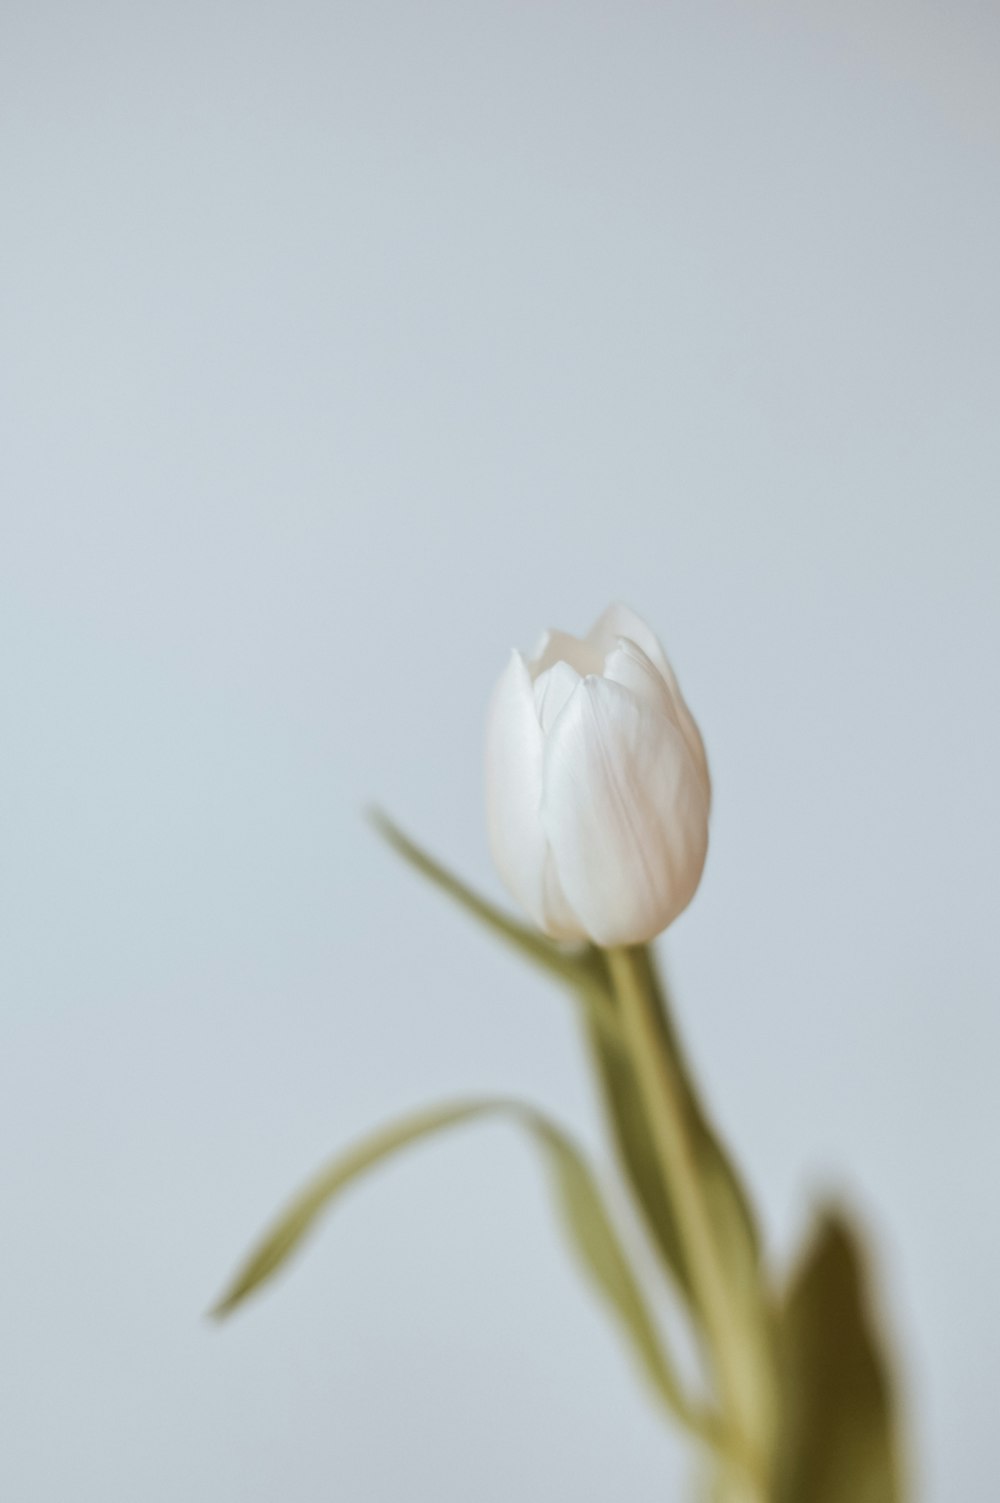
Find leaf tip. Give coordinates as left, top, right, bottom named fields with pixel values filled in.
left=365, top=804, right=394, bottom=838
left=205, top=1284, right=241, bottom=1322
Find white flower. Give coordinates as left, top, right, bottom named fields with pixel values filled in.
left=485, top=604, right=711, bottom=948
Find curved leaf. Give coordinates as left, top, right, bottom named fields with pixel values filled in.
left=589, top=950, right=765, bottom=1308
left=211, top=1096, right=714, bottom=1444
left=582, top=1008, right=694, bottom=1299
left=370, top=811, right=619, bottom=1043
left=598, top=945, right=778, bottom=1458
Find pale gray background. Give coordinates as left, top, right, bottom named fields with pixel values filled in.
left=2, top=2, right=998, bottom=1499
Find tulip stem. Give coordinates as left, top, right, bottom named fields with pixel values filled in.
left=606, top=945, right=769, bottom=1497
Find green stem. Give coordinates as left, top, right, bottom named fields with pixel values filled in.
left=606, top=945, right=769, bottom=1496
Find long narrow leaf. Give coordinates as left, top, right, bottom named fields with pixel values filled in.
left=370, top=810, right=620, bottom=1044
left=582, top=1009, right=695, bottom=1303
left=211, top=1096, right=713, bottom=1442
left=594, top=945, right=777, bottom=1451
left=585, top=949, right=763, bottom=1304
left=633, top=946, right=762, bottom=1271
left=636, top=947, right=777, bottom=1438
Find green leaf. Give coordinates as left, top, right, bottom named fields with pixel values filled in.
left=591, top=948, right=765, bottom=1307
left=635, top=947, right=762, bottom=1272
left=597, top=945, right=778, bottom=1455
left=581, top=1005, right=695, bottom=1302
left=774, top=1208, right=905, bottom=1503
left=211, top=1096, right=714, bottom=1444
left=641, top=947, right=777, bottom=1449
left=370, top=810, right=620, bottom=1044
left=367, top=816, right=772, bottom=1450
left=369, top=816, right=716, bottom=1313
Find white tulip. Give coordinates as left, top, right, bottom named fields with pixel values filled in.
left=485, top=604, right=711, bottom=948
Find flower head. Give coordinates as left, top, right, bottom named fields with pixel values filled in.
left=485, top=604, right=710, bottom=947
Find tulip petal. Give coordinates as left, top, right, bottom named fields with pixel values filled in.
left=588, top=604, right=710, bottom=809
left=603, top=637, right=677, bottom=720
left=533, top=659, right=582, bottom=734
left=540, top=843, right=584, bottom=939
left=586, top=603, right=673, bottom=680
left=485, top=651, right=584, bottom=939
left=529, top=628, right=603, bottom=680
left=484, top=651, right=548, bottom=927
left=541, top=676, right=709, bottom=946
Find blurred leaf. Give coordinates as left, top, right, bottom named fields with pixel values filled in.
left=370, top=810, right=619, bottom=1044
left=367, top=817, right=773, bottom=1446
left=774, top=1209, right=904, bottom=1503
left=635, top=947, right=762, bottom=1277
left=211, top=1096, right=711, bottom=1440
left=594, top=949, right=767, bottom=1315
left=582, top=1007, right=695, bottom=1301
left=596, top=946, right=777, bottom=1452
left=372, top=814, right=761, bottom=1349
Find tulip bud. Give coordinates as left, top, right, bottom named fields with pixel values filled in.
left=485, top=604, right=711, bottom=948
